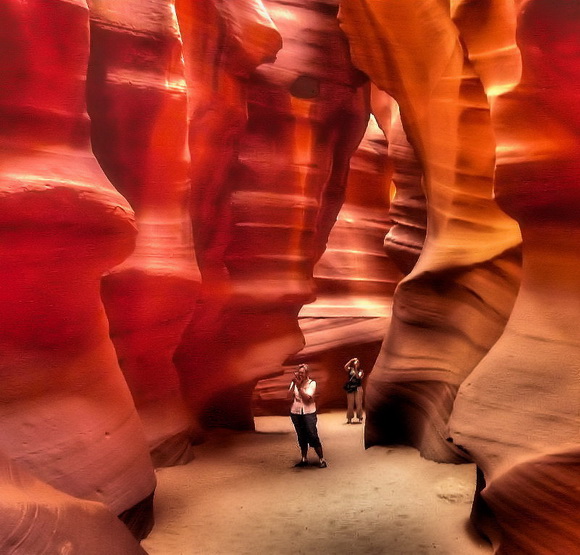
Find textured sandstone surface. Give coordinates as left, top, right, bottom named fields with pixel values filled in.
left=255, top=114, right=399, bottom=415
left=339, top=0, right=523, bottom=462
left=450, top=1, right=580, bottom=551
left=0, top=454, right=146, bottom=554
left=86, top=0, right=200, bottom=467
left=1, top=0, right=578, bottom=552
left=374, top=91, right=427, bottom=276
left=0, top=0, right=155, bottom=541
left=175, top=0, right=370, bottom=432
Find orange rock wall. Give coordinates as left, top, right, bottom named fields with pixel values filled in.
left=339, top=0, right=523, bottom=463
left=255, top=114, right=400, bottom=415
left=2, top=0, right=578, bottom=551
left=449, top=1, right=580, bottom=551
left=341, top=0, right=580, bottom=552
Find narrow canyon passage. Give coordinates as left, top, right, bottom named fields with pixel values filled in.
left=142, top=411, right=492, bottom=554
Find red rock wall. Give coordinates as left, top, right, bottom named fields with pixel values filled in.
left=255, top=113, right=401, bottom=415
left=86, top=0, right=200, bottom=467
left=174, top=0, right=370, bottom=431
left=339, top=0, right=523, bottom=462
left=0, top=0, right=155, bottom=542
left=449, top=1, right=580, bottom=551
left=2, top=0, right=578, bottom=551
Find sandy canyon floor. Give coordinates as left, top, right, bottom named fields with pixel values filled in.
left=142, top=411, right=493, bottom=555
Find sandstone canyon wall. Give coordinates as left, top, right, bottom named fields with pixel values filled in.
left=1, top=0, right=579, bottom=552
left=255, top=113, right=401, bottom=414
left=341, top=0, right=580, bottom=552
left=0, top=0, right=156, bottom=547
left=174, top=0, right=371, bottom=431
left=449, top=1, right=580, bottom=552
left=86, top=0, right=200, bottom=467
left=339, top=0, right=523, bottom=463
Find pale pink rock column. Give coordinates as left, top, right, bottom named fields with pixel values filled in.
left=0, top=453, right=146, bottom=554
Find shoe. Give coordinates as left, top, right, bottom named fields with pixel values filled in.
left=294, top=460, right=308, bottom=467
left=346, top=420, right=352, bottom=424
left=319, top=460, right=327, bottom=468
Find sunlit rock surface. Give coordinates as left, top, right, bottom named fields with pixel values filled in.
left=375, top=92, right=427, bottom=276
left=450, top=1, right=580, bottom=552
left=339, top=0, right=522, bottom=463
left=175, top=0, right=369, bottom=431
left=0, top=453, right=146, bottom=554
left=255, top=114, right=400, bottom=414
left=86, top=0, right=200, bottom=467
left=0, top=0, right=155, bottom=539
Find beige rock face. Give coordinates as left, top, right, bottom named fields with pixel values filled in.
left=339, top=0, right=522, bottom=462
left=0, top=0, right=155, bottom=540
left=86, top=0, right=200, bottom=467
left=449, top=1, right=580, bottom=551
left=175, top=0, right=370, bottom=431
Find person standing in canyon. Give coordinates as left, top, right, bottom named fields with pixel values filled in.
left=289, top=364, right=327, bottom=468
left=343, top=357, right=364, bottom=424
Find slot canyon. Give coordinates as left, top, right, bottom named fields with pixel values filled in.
left=0, top=0, right=578, bottom=553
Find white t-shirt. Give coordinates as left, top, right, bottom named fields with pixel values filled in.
left=289, top=379, right=317, bottom=414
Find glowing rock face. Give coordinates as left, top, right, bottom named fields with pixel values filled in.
left=86, top=0, right=200, bottom=467
left=312, top=113, right=400, bottom=314
left=450, top=1, right=580, bottom=551
left=171, top=0, right=283, bottom=432
left=174, top=0, right=369, bottom=430
left=255, top=114, right=401, bottom=415
left=339, top=0, right=522, bottom=462
left=376, top=94, right=427, bottom=276
left=0, top=0, right=155, bottom=540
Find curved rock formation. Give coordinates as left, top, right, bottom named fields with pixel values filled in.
left=377, top=95, right=427, bottom=276
left=86, top=0, right=200, bottom=467
left=0, top=453, right=146, bottom=554
left=175, top=0, right=369, bottom=431
left=310, top=113, right=400, bottom=315
left=0, top=0, right=155, bottom=539
left=255, top=113, right=401, bottom=415
left=450, top=1, right=580, bottom=551
left=339, top=0, right=522, bottom=462
left=172, top=0, right=283, bottom=434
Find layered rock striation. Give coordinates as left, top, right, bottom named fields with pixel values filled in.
left=0, top=0, right=156, bottom=542
left=450, top=1, right=580, bottom=551
left=87, top=0, right=200, bottom=467
left=255, top=113, right=401, bottom=414
left=175, top=0, right=370, bottom=431
left=339, top=0, right=523, bottom=462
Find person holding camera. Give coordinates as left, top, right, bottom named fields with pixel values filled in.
left=288, top=363, right=327, bottom=468
left=343, top=357, right=364, bottom=424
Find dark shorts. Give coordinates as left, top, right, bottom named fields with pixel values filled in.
left=290, top=412, right=321, bottom=449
